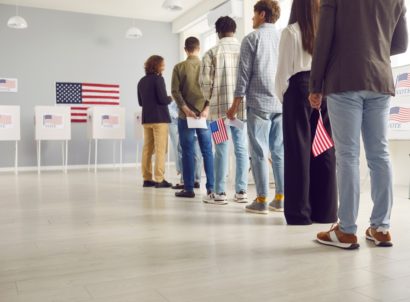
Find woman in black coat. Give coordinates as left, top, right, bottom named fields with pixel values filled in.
left=138, top=55, right=173, bottom=188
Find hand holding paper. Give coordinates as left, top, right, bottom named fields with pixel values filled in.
left=187, top=117, right=207, bottom=129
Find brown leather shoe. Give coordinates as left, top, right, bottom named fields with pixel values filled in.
left=366, top=227, right=393, bottom=247
left=317, top=224, right=360, bottom=250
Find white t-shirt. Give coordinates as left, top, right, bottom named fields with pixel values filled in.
left=275, top=22, right=312, bottom=103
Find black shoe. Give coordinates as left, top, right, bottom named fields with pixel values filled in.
left=172, top=183, right=185, bottom=190
left=143, top=180, right=157, bottom=187
left=155, top=180, right=173, bottom=188
left=194, top=182, right=200, bottom=189
left=175, top=190, right=195, bottom=198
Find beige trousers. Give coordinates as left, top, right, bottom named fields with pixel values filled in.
left=141, top=123, right=169, bottom=182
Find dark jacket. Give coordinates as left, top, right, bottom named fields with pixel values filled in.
left=310, top=0, right=408, bottom=96
left=138, top=74, right=172, bottom=124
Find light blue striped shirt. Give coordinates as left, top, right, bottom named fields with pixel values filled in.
left=234, top=23, right=282, bottom=113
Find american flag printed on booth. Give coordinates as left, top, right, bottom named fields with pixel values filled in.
left=101, top=115, right=119, bottom=128
left=389, top=107, right=410, bottom=123
left=0, top=78, right=17, bottom=91
left=312, top=111, right=334, bottom=157
left=396, top=73, right=410, bottom=89
left=43, top=114, right=63, bottom=128
left=0, top=114, right=12, bottom=128
left=210, top=118, right=229, bottom=145
left=56, top=82, right=120, bottom=123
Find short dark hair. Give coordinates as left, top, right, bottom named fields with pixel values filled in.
left=144, top=55, right=164, bottom=75
left=185, top=37, right=200, bottom=53
left=254, top=0, right=280, bottom=24
left=215, top=16, right=237, bottom=34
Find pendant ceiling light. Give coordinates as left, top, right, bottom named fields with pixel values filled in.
left=7, top=1, right=28, bottom=29
left=125, top=26, right=143, bottom=39
left=162, top=0, right=183, bottom=11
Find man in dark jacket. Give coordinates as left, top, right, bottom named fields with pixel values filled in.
left=309, top=0, right=408, bottom=249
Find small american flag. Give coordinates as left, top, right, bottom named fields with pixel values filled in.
left=210, top=118, right=229, bottom=144
left=312, top=111, right=334, bottom=157
left=396, top=73, right=410, bottom=89
left=0, top=78, right=17, bottom=91
left=390, top=107, right=410, bottom=123
left=0, top=114, right=12, bottom=127
left=43, top=114, right=63, bottom=128
left=56, top=82, right=120, bottom=123
left=101, top=115, right=119, bottom=127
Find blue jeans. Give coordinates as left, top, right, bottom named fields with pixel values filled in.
left=169, top=121, right=201, bottom=183
left=327, top=91, right=393, bottom=234
left=214, top=124, right=249, bottom=194
left=178, top=118, right=214, bottom=192
left=247, top=107, right=284, bottom=198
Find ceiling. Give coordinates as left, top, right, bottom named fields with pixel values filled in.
left=0, top=0, right=204, bottom=22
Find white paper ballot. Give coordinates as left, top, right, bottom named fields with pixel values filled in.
left=187, top=117, right=208, bottom=129
left=226, top=118, right=244, bottom=130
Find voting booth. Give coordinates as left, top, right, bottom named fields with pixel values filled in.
left=389, top=64, right=410, bottom=198
left=34, top=106, right=71, bottom=173
left=87, top=106, right=125, bottom=172
left=0, top=106, right=20, bottom=174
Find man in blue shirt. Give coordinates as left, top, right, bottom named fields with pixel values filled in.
left=227, top=0, right=284, bottom=214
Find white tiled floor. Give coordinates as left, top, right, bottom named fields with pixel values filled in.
left=0, top=169, right=409, bottom=302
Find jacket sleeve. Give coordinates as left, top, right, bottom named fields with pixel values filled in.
left=309, top=0, right=336, bottom=93
left=199, top=50, right=215, bottom=101
left=155, top=76, right=172, bottom=105
left=391, top=4, right=408, bottom=56
left=171, top=66, right=186, bottom=108
left=275, top=27, right=295, bottom=103
left=137, top=83, right=142, bottom=107
left=234, top=35, right=255, bottom=98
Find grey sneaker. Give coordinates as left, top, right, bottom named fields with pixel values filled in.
left=245, top=199, right=269, bottom=214
left=269, top=199, right=284, bottom=212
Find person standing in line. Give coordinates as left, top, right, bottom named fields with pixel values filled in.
left=138, top=55, right=173, bottom=188
left=168, top=101, right=202, bottom=190
left=172, top=37, right=215, bottom=201
left=200, top=16, right=249, bottom=205
left=309, top=0, right=408, bottom=249
left=275, top=0, right=337, bottom=225
left=227, top=0, right=284, bottom=214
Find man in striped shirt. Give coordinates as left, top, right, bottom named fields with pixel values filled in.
left=200, top=16, right=249, bottom=205
left=227, top=0, right=284, bottom=214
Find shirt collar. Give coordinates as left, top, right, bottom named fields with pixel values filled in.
left=258, top=23, right=276, bottom=30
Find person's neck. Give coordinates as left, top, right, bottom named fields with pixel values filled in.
left=219, top=33, right=235, bottom=39
left=187, top=53, right=199, bottom=58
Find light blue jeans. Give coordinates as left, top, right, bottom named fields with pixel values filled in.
left=169, top=121, right=201, bottom=183
left=247, top=107, right=284, bottom=198
left=327, top=91, right=393, bottom=234
left=214, top=124, right=249, bottom=194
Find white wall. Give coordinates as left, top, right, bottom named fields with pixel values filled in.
left=0, top=4, right=179, bottom=169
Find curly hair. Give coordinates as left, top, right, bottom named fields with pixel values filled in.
left=215, top=16, right=237, bottom=34
left=254, top=0, right=281, bottom=24
left=144, top=55, right=164, bottom=75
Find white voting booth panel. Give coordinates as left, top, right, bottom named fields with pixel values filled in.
left=389, top=64, right=410, bottom=140
left=0, top=105, right=20, bottom=173
left=135, top=111, right=143, bottom=167
left=35, top=106, right=71, bottom=173
left=389, top=65, right=410, bottom=198
left=87, top=106, right=126, bottom=172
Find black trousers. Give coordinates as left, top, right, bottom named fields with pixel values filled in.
left=283, top=72, right=338, bottom=225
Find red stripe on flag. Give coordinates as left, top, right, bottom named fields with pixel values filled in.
left=82, top=89, right=120, bottom=94
left=82, top=101, right=120, bottom=105
left=71, top=107, right=89, bottom=110
left=81, top=95, right=119, bottom=100
left=71, top=119, right=87, bottom=123
left=82, top=83, right=120, bottom=88
left=71, top=113, right=87, bottom=117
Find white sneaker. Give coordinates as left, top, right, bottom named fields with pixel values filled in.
left=203, top=192, right=227, bottom=205
left=214, top=193, right=228, bottom=202
left=234, top=191, right=248, bottom=203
